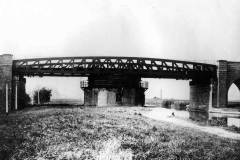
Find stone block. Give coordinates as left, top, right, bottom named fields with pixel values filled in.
left=98, top=89, right=108, bottom=106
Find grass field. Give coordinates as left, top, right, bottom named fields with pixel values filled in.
left=0, top=106, right=240, bottom=160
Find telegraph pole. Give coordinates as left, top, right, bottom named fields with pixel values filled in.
left=160, top=89, right=162, bottom=100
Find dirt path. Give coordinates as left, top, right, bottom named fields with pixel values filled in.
left=142, top=107, right=240, bottom=140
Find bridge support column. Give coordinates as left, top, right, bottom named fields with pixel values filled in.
left=81, top=75, right=147, bottom=106
left=188, top=80, right=211, bottom=121
left=217, top=60, right=228, bottom=108
left=212, top=81, right=218, bottom=108
left=12, top=76, right=26, bottom=110
left=13, top=76, right=19, bottom=110
left=83, top=88, right=98, bottom=106
left=83, top=88, right=146, bottom=106
left=0, top=54, right=13, bottom=113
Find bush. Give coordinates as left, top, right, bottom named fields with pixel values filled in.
left=33, top=87, right=52, bottom=104
left=161, top=100, right=174, bottom=108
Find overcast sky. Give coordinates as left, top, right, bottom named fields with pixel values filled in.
left=1, top=0, right=240, bottom=100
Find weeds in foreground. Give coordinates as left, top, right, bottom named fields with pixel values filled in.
left=0, top=107, right=239, bottom=160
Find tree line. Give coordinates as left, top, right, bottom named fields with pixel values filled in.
left=22, top=87, right=52, bottom=107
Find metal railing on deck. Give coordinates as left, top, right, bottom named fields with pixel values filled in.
left=80, top=81, right=88, bottom=88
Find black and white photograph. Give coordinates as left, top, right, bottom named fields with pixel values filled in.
left=0, top=0, right=240, bottom=159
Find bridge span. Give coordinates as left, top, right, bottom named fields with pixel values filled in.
left=13, top=56, right=216, bottom=79
left=1, top=54, right=240, bottom=122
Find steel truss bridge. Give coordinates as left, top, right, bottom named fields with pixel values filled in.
left=13, top=56, right=217, bottom=79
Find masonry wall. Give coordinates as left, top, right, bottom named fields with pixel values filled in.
left=12, top=76, right=27, bottom=110
left=227, top=62, right=240, bottom=83
left=97, top=89, right=108, bottom=106
left=107, top=90, right=117, bottom=105
left=217, top=60, right=228, bottom=108
left=82, top=74, right=147, bottom=106
left=0, top=54, right=13, bottom=113
left=212, top=82, right=218, bottom=108
left=83, top=88, right=145, bottom=106
left=135, top=88, right=145, bottom=106
left=122, top=88, right=136, bottom=106
left=217, top=61, right=240, bottom=108
left=84, top=88, right=98, bottom=106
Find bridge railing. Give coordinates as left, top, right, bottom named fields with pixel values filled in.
left=80, top=80, right=88, bottom=88
left=80, top=80, right=149, bottom=90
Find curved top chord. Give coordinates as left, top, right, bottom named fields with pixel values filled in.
left=13, top=56, right=217, bottom=79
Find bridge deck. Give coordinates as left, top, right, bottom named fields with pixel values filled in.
left=13, top=56, right=217, bottom=79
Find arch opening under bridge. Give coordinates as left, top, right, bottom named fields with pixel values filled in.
left=228, top=82, right=240, bottom=108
